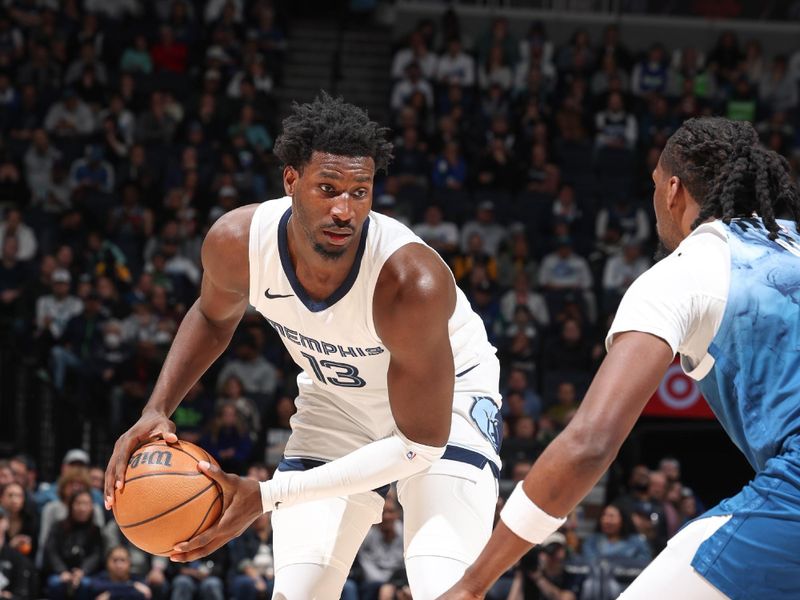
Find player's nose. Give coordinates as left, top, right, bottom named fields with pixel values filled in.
left=330, top=194, right=354, bottom=221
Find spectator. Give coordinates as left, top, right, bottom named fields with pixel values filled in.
left=436, top=37, right=475, bottom=88
left=89, top=546, right=153, bottom=600
left=0, top=507, right=32, bottom=600
left=0, top=237, right=25, bottom=325
left=0, top=483, right=37, bottom=560
left=135, top=91, right=178, bottom=146
left=150, top=25, right=188, bottom=75
left=478, top=46, right=513, bottom=92
left=120, top=34, right=153, bottom=75
left=34, top=269, right=83, bottom=342
left=500, top=416, right=543, bottom=477
left=499, top=271, right=549, bottom=331
left=24, top=128, right=62, bottom=202
left=602, top=242, right=650, bottom=308
left=265, top=395, right=295, bottom=467
left=391, top=30, right=437, bottom=81
left=631, top=44, right=670, bottom=97
left=0, top=208, right=37, bottom=262
left=759, top=55, right=798, bottom=115
left=648, top=470, right=681, bottom=538
left=707, top=30, right=742, bottom=84
left=390, top=62, right=434, bottom=113
left=43, top=490, right=102, bottom=600
left=44, top=89, right=94, bottom=138
left=521, top=142, right=560, bottom=198
left=538, top=237, right=594, bottom=318
left=216, top=336, right=279, bottom=398
left=591, top=54, right=630, bottom=97
left=431, top=141, right=467, bottom=192
left=582, top=504, right=651, bottom=563
left=64, top=42, right=108, bottom=86
left=452, top=233, right=497, bottom=285
left=358, top=496, right=405, bottom=598
left=544, top=380, right=581, bottom=429
left=217, top=375, right=261, bottom=442
left=542, top=319, right=594, bottom=373
left=49, top=292, right=106, bottom=393
left=460, top=201, right=507, bottom=257
left=229, top=513, right=274, bottom=600
left=595, top=91, right=638, bottom=150
left=501, top=369, right=541, bottom=420
left=200, top=401, right=254, bottom=474
left=509, top=532, right=585, bottom=600
left=168, top=545, right=228, bottom=600
left=69, top=144, right=115, bottom=195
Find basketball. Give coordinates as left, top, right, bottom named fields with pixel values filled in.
left=112, top=440, right=222, bottom=556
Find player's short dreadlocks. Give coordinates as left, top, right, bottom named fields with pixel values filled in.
left=660, top=117, right=800, bottom=239
left=273, top=92, right=393, bottom=173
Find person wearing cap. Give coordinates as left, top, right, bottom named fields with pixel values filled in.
left=49, top=290, right=106, bottom=394
left=35, top=268, right=83, bottom=341
left=0, top=506, right=33, bottom=600
left=69, top=144, right=114, bottom=194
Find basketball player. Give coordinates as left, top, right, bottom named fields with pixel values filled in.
left=104, top=94, right=502, bottom=599
left=441, top=117, right=800, bottom=600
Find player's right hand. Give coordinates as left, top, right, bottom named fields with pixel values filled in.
left=104, top=408, right=177, bottom=509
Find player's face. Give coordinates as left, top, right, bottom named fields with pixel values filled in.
left=652, top=160, right=683, bottom=257
left=285, top=152, right=375, bottom=261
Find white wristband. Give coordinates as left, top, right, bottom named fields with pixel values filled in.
left=259, top=480, right=274, bottom=513
left=500, top=482, right=566, bottom=545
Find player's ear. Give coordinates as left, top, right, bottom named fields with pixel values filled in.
left=283, top=165, right=298, bottom=196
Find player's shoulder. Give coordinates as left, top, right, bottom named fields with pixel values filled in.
left=204, top=204, right=260, bottom=249
left=628, top=221, right=730, bottom=299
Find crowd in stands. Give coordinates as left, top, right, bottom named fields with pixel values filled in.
left=0, top=0, right=797, bottom=597
left=0, top=449, right=703, bottom=599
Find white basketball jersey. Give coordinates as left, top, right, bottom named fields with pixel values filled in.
left=248, top=197, right=501, bottom=464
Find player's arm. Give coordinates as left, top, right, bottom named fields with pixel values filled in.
left=439, top=331, right=673, bottom=599
left=170, top=245, right=455, bottom=562
left=103, top=206, right=255, bottom=507
left=377, top=243, right=456, bottom=447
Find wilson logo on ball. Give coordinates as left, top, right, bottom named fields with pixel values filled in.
left=129, top=450, right=174, bottom=469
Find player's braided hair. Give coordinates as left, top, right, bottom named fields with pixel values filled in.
left=274, top=91, right=394, bottom=173
left=660, top=117, right=800, bottom=239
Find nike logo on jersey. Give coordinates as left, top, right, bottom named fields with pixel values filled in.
left=265, top=288, right=294, bottom=299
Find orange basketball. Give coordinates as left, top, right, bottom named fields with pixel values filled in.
left=112, top=440, right=222, bottom=556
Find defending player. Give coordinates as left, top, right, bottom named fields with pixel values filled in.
left=441, top=117, right=800, bottom=599
left=104, top=94, right=502, bottom=599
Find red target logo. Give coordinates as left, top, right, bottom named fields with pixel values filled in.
left=658, top=362, right=701, bottom=410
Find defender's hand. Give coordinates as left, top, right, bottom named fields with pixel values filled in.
left=104, top=409, right=177, bottom=508
left=436, top=583, right=484, bottom=600
left=169, top=461, right=262, bottom=562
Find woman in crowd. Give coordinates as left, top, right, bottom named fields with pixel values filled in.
left=44, top=490, right=103, bottom=599
left=581, top=503, right=652, bottom=564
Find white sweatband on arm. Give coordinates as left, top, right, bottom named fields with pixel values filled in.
left=500, top=481, right=567, bottom=545
left=259, top=430, right=445, bottom=513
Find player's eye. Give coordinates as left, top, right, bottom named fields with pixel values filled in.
left=353, top=189, right=368, bottom=199
left=319, top=184, right=335, bottom=194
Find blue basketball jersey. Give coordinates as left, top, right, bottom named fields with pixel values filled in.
left=690, top=218, right=800, bottom=598
left=696, top=217, right=800, bottom=472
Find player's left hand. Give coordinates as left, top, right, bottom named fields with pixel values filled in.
left=169, top=461, right=262, bottom=562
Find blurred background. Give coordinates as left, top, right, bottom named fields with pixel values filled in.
left=0, top=0, right=797, bottom=598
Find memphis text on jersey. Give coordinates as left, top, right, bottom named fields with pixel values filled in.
left=264, top=316, right=384, bottom=358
